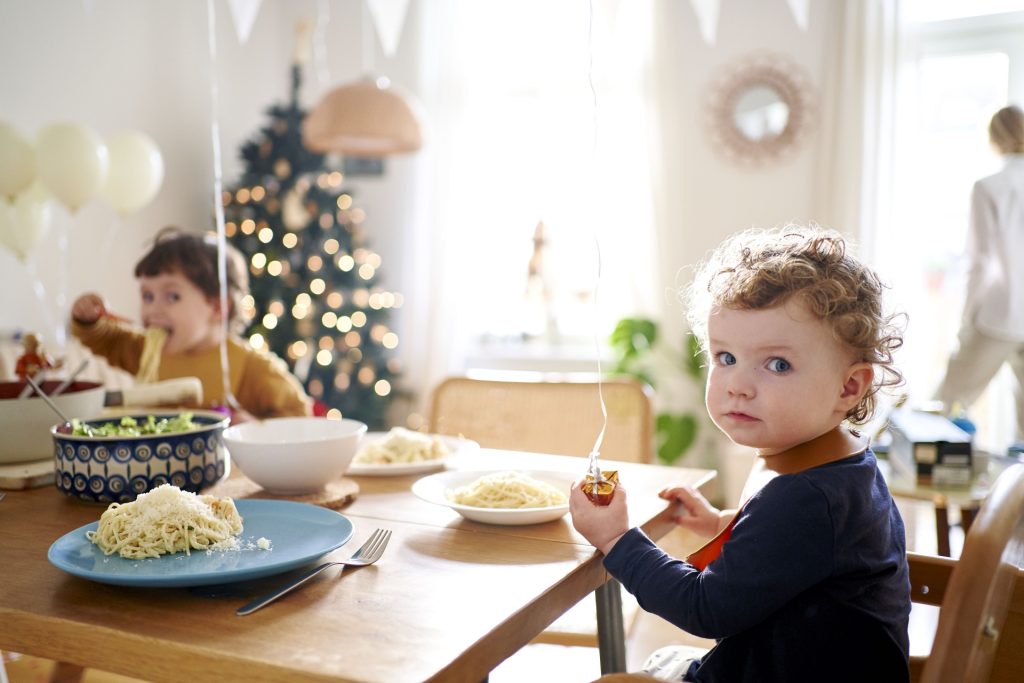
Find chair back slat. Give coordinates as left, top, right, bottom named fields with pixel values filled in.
left=921, top=463, right=1024, bottom=683
left=428, top=376, right=654, bottom=463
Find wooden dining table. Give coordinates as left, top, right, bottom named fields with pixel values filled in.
left=0, top=449, right=715, bottom=683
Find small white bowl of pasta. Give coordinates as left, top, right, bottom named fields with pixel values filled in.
left=411, top=469, right=575, bottom=525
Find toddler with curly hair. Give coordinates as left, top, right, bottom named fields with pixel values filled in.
left=571, top=224, right=911, bottom=682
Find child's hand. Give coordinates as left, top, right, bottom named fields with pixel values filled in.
left=569, top=478, right=630, bottom=555
left=658, top=485, right=723, bottom=537
left=72, top=293, right=107, bottom=324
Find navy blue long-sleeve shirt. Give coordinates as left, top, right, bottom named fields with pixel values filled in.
left=604, top=449, right=910, bottom=682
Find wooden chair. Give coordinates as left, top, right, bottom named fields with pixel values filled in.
left=428, top=375, right=654, bottom=651
left=429, top=375, right=654, bottom=464
left=589, top=463, right=1024, bottom=683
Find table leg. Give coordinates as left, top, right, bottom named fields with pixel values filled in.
left=596, top=579, right=627, bottom=673
left=933, top=495, right=951, bottom=557
left=960, top=503, right=979, bottom=534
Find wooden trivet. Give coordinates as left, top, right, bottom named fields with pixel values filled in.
left=206, top=474, right=359, bottom=510
left=0, top=460, right=54, bottom=490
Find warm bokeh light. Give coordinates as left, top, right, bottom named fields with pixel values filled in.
left=267, top=260, right=283, bottom=276
left=251, top=253, right=267, bottom=269
left=269, top=300, right=285, bottom=316
left=358, top=264, right=375, bottom=280
left=262, top=313, right=278, bottom=329
left=374, top=379, right=391, bottom=396
left=351, top=311, right=367, bottom=327
left=289, top=340, right=307, bottom=359
left=258, top=227, right=274, bottom=243
left=382, top=332, right=399, bottom=349
left=248, top=332, right=266, bottom=350
left=236, top=188, right=251, bottom=204
left=337, top=254, right=354, bottom=271
left=324, top=238, right=340, bottom=255
left=336, top=316, right=352, bottom=332
left=357, top=367, right=375, bottom=385
left=241, top=219, right=256, bottom=235
left=337, top=194, right=353, bottom=210
left=326, top=291, right=343, bottom=308
left=282, top=233, right=298, bottom=248
left=251, top=186, right=266, bottom=201
left=321, top=311, right=338, bottom=328
left=316, top=349, right=333, bottom=366
left=310, top=278, right=326, bottom=295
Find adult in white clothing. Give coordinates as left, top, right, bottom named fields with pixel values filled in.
left=935, top=105, right=1024, bottom=441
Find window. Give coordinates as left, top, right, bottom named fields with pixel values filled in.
left=425, top=1, right=657, bottom=370
left=879, top=4, right=1024, bottom=452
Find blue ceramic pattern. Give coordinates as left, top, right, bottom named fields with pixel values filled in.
left=52, top=411, right=230, bottom=504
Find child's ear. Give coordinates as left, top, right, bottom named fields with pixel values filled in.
left=839, top=363, right=873, bottom=409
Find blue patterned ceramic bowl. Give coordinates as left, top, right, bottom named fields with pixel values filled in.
left=51, top=409, right=230, bottom=503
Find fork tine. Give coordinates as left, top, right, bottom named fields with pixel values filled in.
left=351, top=528, right=383, bottom=559
left=362, top=529, right=391, bottom=562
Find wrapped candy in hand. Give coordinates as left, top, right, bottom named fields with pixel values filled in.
left=583, top=469, right=619, bottom=506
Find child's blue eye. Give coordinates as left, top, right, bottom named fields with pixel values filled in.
left=715, top=351, right=736, bottom=366
left=767, top=358, right=791, bottom=372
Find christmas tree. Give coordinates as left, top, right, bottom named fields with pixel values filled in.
left=222, top=64, right=401, bottom=428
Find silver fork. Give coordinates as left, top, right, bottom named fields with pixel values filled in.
left=236, top=528, right=392, bottom=616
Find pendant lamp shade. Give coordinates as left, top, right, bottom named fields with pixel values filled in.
left=303, top=76, right=424, bottom=157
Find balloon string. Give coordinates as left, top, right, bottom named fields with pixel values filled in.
left=585, top=0, right=606, bottom=481
left=24, top=258, right=60, bottom=347
left=206, top=0, right=237, bottom=413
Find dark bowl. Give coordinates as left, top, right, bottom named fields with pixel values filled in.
left=51, top=409, right=230, bottom=503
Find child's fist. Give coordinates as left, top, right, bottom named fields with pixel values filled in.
left=72, top=293, right=106, bottom=324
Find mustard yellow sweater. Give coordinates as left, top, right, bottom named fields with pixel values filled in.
left=71, top=317, right=312, bottom=418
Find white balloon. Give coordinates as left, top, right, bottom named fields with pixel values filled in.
left=35, top=122, right=108, bottom=213
left=101, top=130, right=164, bottom=215
left=0, top=183, right=53, bottom=261
left=0, top=121, right=35, bottom=200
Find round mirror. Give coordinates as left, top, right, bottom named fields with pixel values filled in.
left=706, top=53, right=814, bottom=166
left=733, top=86, right=790, bottom=142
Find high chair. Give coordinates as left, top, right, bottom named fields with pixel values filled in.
left=428, top=375, right=654, bottom=655
left=590, top=463, right=1024, bottom=683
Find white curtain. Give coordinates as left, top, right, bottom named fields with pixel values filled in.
left=814, top=0, right=903, bottom=258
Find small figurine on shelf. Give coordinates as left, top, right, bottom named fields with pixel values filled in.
left=15, top=332, right=61, bottom=381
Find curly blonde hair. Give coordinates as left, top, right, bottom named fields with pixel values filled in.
left=684, top=225, right=904, bottom=424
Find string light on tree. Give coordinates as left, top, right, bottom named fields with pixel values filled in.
left=223, top=63, right=401, bottom=426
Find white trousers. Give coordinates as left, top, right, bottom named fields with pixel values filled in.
left=934, top=323, right=1024, bottom=441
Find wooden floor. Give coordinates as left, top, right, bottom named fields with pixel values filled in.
left=3, top=497, right=953, bottom=683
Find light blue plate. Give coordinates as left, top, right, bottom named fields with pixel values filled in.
left=47, top=499, right=355, bottom=587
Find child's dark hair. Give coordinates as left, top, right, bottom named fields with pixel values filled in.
left=685, top=224, right=904, bottom=424
left=134, top=226, right=250, bottom=334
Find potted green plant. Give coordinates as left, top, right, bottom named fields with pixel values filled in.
left=609, top=317, right=708, bottom=466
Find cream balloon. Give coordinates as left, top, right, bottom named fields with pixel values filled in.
left=0, top=122, right=35, bottom=200
left=35, top=122, right=108, bottom=213
left=0, top=183, right=53, bottom=261
left=101, top=130, right=164, bottom=215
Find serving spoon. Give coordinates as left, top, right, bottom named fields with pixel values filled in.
left=23, top=374, right=92, bottom=436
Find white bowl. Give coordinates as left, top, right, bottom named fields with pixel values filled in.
left=223, top=417, right=367, bottom=494
left=411, top=469, right=575, bottom=525
left=0, top=380, right=106, bottom=464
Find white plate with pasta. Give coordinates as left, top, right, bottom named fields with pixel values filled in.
left=47, top=499, right=355, bottom=587
left=412, top=469, right=575, bottom=525
left=347, top=430, right=479, bottom=476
